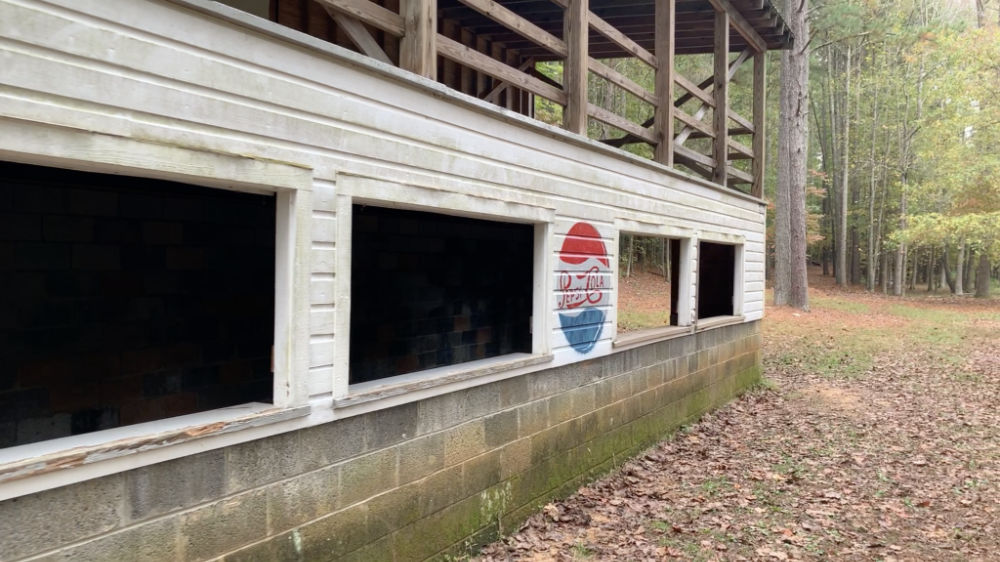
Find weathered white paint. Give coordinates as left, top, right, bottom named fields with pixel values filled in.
left=0, top=0, right=768, bottom=498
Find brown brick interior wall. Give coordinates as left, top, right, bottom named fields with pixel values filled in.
left=0, top=321, right=761, bottom=562
left=0, top=162, right=275, bottom=447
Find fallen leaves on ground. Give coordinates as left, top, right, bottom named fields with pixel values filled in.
left=478, top=274, right=999, bottom=561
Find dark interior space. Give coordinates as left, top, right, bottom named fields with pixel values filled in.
left=350, top=205, right=533, bottom=384
left=697, top=241, right=736, bottom=318
left=0, top=161, right=275, bottom=448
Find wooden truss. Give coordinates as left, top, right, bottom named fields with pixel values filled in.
left=301, top=0, right=788, bottom=197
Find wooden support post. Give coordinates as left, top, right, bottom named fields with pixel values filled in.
left=563, top=0, right=588, bottom=134
left=712, top=8, right=729, bottom=186
left=751, top=50, right=766, bottom=197
left=442, top=19, right=459, bottom=87
left=654, top=0, right=675, bottom=165
left=506, top=49, right=521, bottom=111
left=460, top=27, right=475, bottom=95
left=475, top=36, right=489, bottom=96
left=401, top=0, right=436, bottom=78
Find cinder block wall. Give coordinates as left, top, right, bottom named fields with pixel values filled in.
left=0, top=322, right=761, bottom=561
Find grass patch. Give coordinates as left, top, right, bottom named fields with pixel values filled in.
left=810, top=295, right=871, bottom=314
left=617, top=308, right=671, bottom=332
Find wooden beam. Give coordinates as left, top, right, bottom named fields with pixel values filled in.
left=706, top=0, right=767, bottom=52
left=437, top=35, right=568, bottom=104
left=674, top=144, right=716, bottom=170
left=505, top=48, right=520, bottom=110
left=587, top=104, right=657, bottom=144
left=324, top=8, right=394, bottom=65
left=475, top=36, right=490, bottom=96
left=441, top=19, right=460, bottom=87
left=728, top=108, right=754, bottom=132
left=588, top=59, right=658, bottom=106
left=674, top=48, right=750, bottom=147
left=712, top=8, right=729, bottom=186
left=315, top=0, right=403, bottom=36
left=728, top=165, right=754, bottom=184
left=563, top=0, right=589, bottom=134
left=728, top=137, right=754, bottom=159
left=590, top=13, right=659, bottom=68
left=483, top=58, right=536, bottom=104
left=674, top=71, right=714, bottom=108
left=548, top=0, right=659, bottom=68
left=456, top=0, right=568, bottom=57
left=401, top=0, right=436, bottom=78
left=460, top=27, right=475, bottom=95
left=654, top=0, right=674, bottom=165
left=751, top=50, right=766, bottom=197
left=675, top=107, right=714, bottom=138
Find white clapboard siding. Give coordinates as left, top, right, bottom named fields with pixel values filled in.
left=0, top=0, right=768, bottom=400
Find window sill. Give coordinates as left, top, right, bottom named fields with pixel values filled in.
left=0, top=403, right=309, bottom=494
left=613, top=325, right=693, bottom=351
left=335, top=353, right=555, bottom=410
left=695, top=315, right=746, bottom=331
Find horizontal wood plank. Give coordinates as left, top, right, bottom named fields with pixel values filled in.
left=728, top=137, right=753, bottom=159
left=728, top=165, right=754, bottom=184
left=438, top=34, right=568, bottom=104
left=588, top=59, right=658, bottom=106
left=674, top=144, right=716, bottom=168
left=674, top=71, right=714, bottom=107
left=587, top=103, right=658, bottom=144
left=728, top=108, right=754, bottom=132
left=589, top=13, right=658, bottom=67
left=455, top=0, right=568, bottom=57
left=674, top=107, right=714, bottom=138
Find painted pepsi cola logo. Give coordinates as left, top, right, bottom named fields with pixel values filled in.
left=558, top=222, right=609, bottom=354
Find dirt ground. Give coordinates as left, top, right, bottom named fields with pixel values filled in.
left=478, top=269, right=999, bottom=561
left=617, top=270, right=672, bottom=333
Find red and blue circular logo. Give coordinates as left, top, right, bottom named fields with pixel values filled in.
left=557, top=222, right=610, bottom=354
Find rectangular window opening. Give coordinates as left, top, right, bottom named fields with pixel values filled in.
left=0, top=161, right=276, bottom=449
left=617, top=235, right=682, bottom=332
left=349, top=205, right=534, bottom=385
left=697, top=241, right=736, bottom=319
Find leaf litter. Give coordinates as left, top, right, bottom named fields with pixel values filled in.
left=477, top=282, right=999, bottom=561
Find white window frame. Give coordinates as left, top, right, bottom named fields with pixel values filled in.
left=611, top=219, right=696, bottom=350
left=0, top=125, right=312, bottom=500
left=694, top=232, right=746, bottom=330
left=330, top=173, right=555, bottom=417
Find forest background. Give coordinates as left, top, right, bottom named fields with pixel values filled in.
left=536, top=0, right=1000, bottom=299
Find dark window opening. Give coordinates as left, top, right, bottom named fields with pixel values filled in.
left=697, top=241, right=736, bottom=319
left=0, top=161, right=275, bottom=448
left=617, top=235, right=681, bottom=332
left=350, top=205, right=533, bottom=384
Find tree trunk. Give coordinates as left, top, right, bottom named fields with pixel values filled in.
left=774, top=0, right=810, bottom=310
left=955, top=241, right=965, bottom=294
left=964, top=250, right=974, bottom=291
left=882, top=248, right=890, bottom=294
left=939, top=249, right=947, bottom=290
left=975, top=253, right=991, bottom=298
left=625, top=235, right=634, bottom=278
left=894, top=178, right=907, bottom=296
left=943, top=246, right=956, bottom=293
left=866, top=58, right=879, bottom=292
left=836, top=45, right=851, bottom=287
left=927, top=246, right=935, bottom=292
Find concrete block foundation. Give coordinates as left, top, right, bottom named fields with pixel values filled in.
left=0, top=321, right=761, bottom=561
